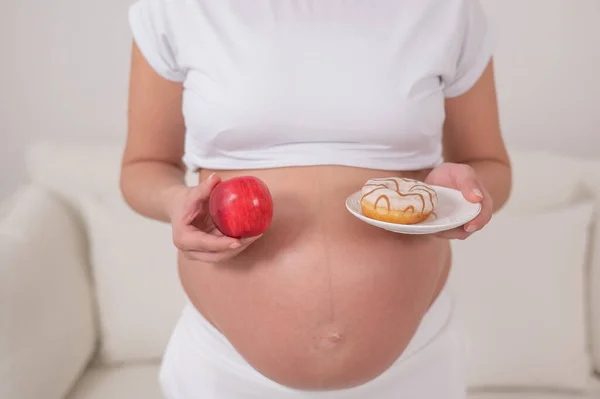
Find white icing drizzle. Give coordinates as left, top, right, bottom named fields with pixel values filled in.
left=360, top=177, right=438, bottom=214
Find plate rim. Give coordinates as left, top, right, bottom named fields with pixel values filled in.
left=345, top=185, right=482, bottom=233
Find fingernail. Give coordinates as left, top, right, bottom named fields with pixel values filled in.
left=473, top=189, right=483, bottom=199
left=229, top=242, right=241, bottom=249
left=207, top=173, right=216, bottom=181
left=241, top=234, right=262, bottom=244
left=465, top=225, right=477, bottom=233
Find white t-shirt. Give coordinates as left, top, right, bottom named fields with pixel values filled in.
left=128, top=0, right=493, bottom=172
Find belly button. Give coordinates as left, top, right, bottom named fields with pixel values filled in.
left=316, top=331, right=345, bottom=350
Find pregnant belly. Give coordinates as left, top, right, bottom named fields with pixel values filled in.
left=178, top=166, right=451, bottom=390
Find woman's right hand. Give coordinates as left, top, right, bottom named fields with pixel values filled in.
left=164, top=173, right=262, bottom=263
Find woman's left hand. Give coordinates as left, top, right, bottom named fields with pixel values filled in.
left=424, top=162, right=493, bottom=240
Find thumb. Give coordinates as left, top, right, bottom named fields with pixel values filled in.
left=182, top=173, right=221, bottom=225
left=190, top=173, right=221, bottom=202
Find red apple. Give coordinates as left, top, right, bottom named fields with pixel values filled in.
left=208, top=176, right=274, bottom=238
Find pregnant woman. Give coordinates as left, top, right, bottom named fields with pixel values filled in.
left=120, top=0, right=512, bottom=398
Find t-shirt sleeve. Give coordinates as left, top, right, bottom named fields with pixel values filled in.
left=443, top=0, right=493, bottom=97
left=128, top=0, right=186, bottom=82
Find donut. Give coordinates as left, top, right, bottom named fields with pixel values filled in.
left=359, top=177, right=438, bottom=225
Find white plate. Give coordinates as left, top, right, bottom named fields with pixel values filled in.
left=345, top=185, right=482, bottom=235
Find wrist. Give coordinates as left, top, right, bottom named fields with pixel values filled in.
left=161, top=184, right=187, bottom=221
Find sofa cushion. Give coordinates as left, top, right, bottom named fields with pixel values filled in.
left=0, top=186, right=97, bottom=399
left=77, top=192, right=187, bottom=364
left=578, top=159, right=600, bottom=374
left=450, top=200, right=595, bottom=391
left=500, top=150, right=585, bottom=214
left=469, top=390, right=600, bottom=399
left=503, top=151, right=600, bottom=375
left=25, top=140, right=193, bottom=364
left=66, top=364, right=163, bottom=399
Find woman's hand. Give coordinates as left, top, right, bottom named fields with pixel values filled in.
left=425, top=162, right=494, bottom=240
left=164, top=173, right=262, bottom=263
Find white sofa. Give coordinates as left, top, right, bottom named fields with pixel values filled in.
left=1, top=140, right=600, bottom=399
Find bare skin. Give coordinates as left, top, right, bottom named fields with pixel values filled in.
left=121, top=42, right=511, bottom=390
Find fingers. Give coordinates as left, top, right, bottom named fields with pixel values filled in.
left=454, top=165, right=484, bottom=204
left=183, top=244, right=249, bottom=263
left=434, top=227, right=473, bottom=240
left=463, top=191, right=493, bottom=233
left=239, top=234, right=263, bottom=247
left=181, top=247, right=243, bottom=263
left=175, top=229, right=263, bottom=253
left=435, top=187, right=493, bottom=239
left=178, top=234, right=263, bottom=263
left=174, top=229, right=240, bottom=252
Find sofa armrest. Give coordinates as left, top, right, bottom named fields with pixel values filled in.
left=0, top=186, right=97, bottom=399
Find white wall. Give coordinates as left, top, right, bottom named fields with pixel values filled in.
left=484, top=0, right=600, bottom=155
left=1, top=0, right=600, bottom=201
left=0, top=0, right=133, bottom=200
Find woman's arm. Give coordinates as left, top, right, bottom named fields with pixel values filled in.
left=426, top=59, right=512, bottom=239
left=120, top=42, right=247, bottom=259
left=120, top=42, right=187, bottom=223
left=442, top=60, right=512, bottom=212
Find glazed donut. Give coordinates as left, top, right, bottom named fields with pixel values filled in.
left=360, top=177, right=438, bottom=225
